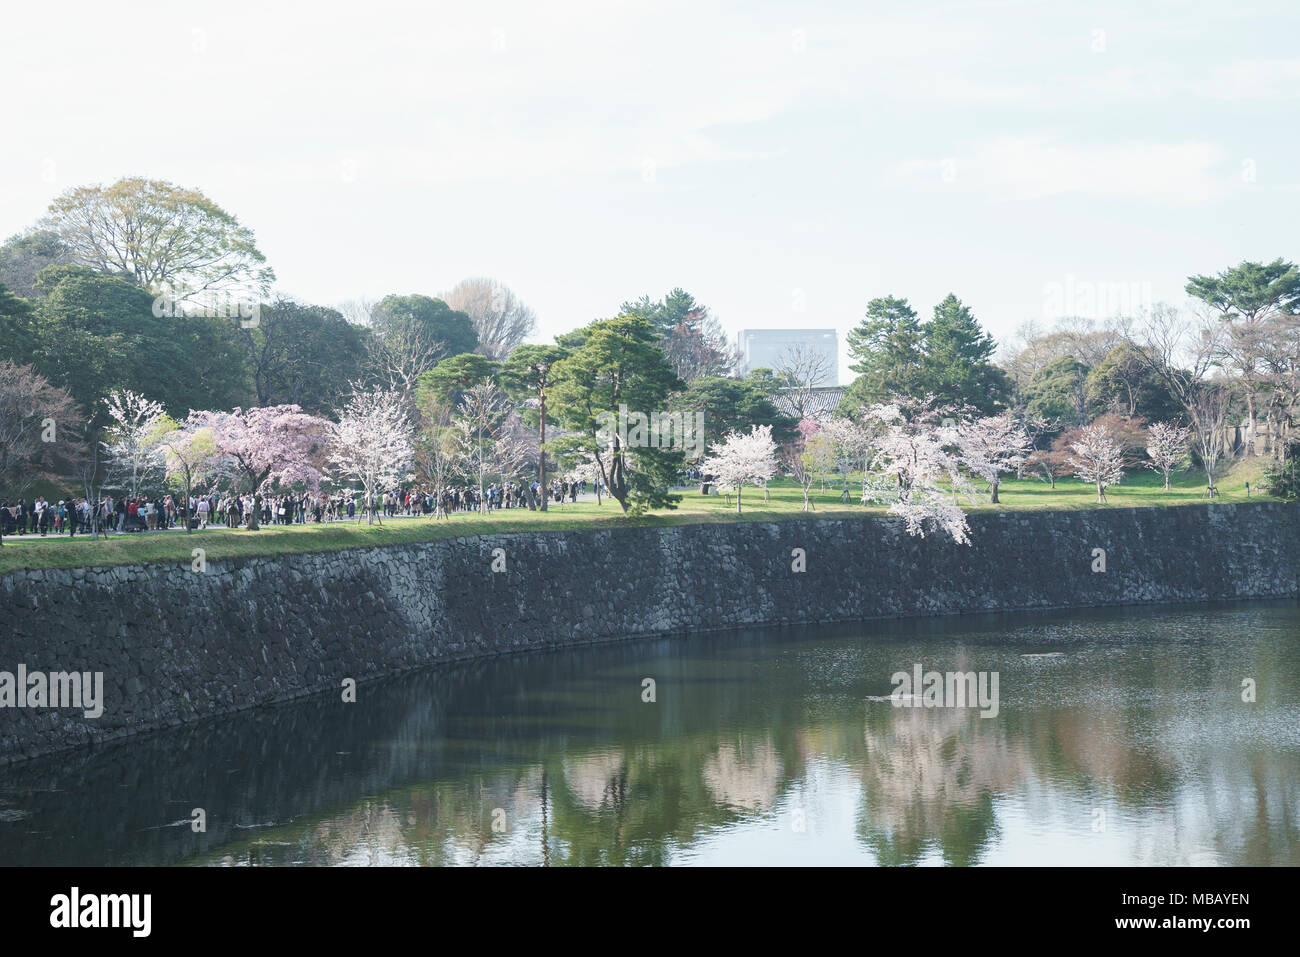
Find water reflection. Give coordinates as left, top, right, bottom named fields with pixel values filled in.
left=1, top=601, right=1297, bottom=866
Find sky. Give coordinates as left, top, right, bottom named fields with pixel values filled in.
left=2, top=0, right=1297, bottom=382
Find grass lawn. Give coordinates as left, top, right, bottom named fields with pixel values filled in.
left=0, top=460, right=1280, bottom=575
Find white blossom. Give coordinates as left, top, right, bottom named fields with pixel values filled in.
left=1145, top=421, right=1191, bottom=490
left=819, top=415, right=878, bottom=503
left=861, top=401, right=970, bottom=545
left=327, top=386, right=416, bottom=523
left=1067, top=420, right=1127, bottom=503
left=700, top=424, right=778, bottom=513
left=101, top=389, right=168, bottom=499
left=957, top=413, right=1033, bottom=504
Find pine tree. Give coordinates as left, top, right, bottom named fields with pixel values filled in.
left=922, top=293, right=1008, bottom=413
left=844, top=296, right=926, bottom=409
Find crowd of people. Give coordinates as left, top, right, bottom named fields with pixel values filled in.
left=0, top=495, right=178, bottom=537
left=0, top=476, right=599, bottom=538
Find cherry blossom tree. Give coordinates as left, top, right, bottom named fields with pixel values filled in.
left=452, top=380, right=522, bottom=514
left=0, top=364, right=80, bottom=493
left=781, top=440, right=818, bottom=511
left=699, top=424, right=778, bottom=514
left=802, top=430, right=838, bottom=492
left=957, top=413, right=1033, bottom=504
left=819, top=416, right=875, bottom=503
left=102, top=389, right=167, bottom=500
left=1014, top=413, right=1058, bottom=479
left=1145, top=421, right=1192, bottom=490
left=1067, top=420, right=1127, bottom=503
left=486, top=409, right=536, bottom=492
left=156, top=418, right=220, bottom=532
left=191, top=405, right=327, bottom=530
left=0, top=361, right=83, bottom=544
left=861, top=402, right=970, bottom=544
left=327, top=387, right=416, bottom=525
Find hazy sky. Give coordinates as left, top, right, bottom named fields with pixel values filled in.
left=3, top=0, right=1297, bottom=381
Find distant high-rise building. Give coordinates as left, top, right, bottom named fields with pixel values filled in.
left=736, top=329, right=838, bottom=385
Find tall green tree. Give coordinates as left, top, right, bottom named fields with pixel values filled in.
left=41, top=177, right=274, bottom=304
left=672, top=376, right=797, bottom=452
left=371, top=294, right=477, bottom=358
left=416, top=352, right=501, bottom=409
left=242, top=298, right=368, bottom=413
left=621, top=288, right=737, bottom=382
left=501, top=344, right=571, bottom=509
left=921, top=293, right=1008, bottom=412
left=21, top=266, right=243, bottom=425
left=550, top=315, right=684, bottom=513
left=1024, top=355, right=1091, bottom=426
left=0, top=282, right=35, bottom=360
left=1085, top=341, right=1182, bottom=422
left=843, top=295, right=926, bottom=411
left=1186, top=259, right=1300, bottom=455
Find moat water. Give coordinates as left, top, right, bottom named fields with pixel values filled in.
left=2, top=600, right=1298, bottom=866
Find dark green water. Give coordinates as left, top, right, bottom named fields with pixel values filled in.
left=2, top=601, right=1298, bottom=866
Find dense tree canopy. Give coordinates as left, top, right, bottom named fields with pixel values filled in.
left=845, top=295, right=926, bottom=406
left=3, top=170, right=1299, bottom=516
left=550, top=314, right=685, bottom=512
left=242, top=299, right=368, bottom=414
left=416, top=352, right=501, bottom=409
left=922, top=294, right=1009, bottom=413
left=672, top=375, right=797, bottom=452
left=0, top=230, right=72, bottom=299
left=1084, top=342, right=1182, bottom=424
left=843, top=293, right=1006, bottom=414
left=9, top=266, right=243, bottom=426
left=621, top=288, right=737, bottom=383
left=371, top=294, right=477, bottom=360
left=41, top=177, right=274, bottom=304
left=1024, top=355, right=1090, bottom=426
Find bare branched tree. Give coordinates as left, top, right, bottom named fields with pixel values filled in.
left=442, top=277, right=537, bottom=361
left=0, top=361, right=84, bottom=543
left=1130, top=303, right=1235, bottom=494
left=336, top=296, right=378, bottom=329
left=776, top=342, right=834, bottom=418
left=452, top=380, right=522, bottom=512
left=340, top=296, right=449, bottom=398
left=0, top=362, right=82, bottom=497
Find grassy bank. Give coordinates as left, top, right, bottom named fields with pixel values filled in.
left=0, top=464, right=1280, bottom=575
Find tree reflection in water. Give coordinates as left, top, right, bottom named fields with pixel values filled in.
left=2, top=601, right=1297, bottom=866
